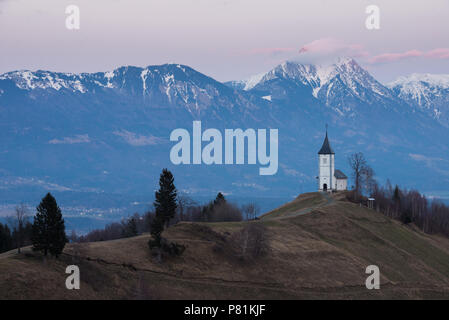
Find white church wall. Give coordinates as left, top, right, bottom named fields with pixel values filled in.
left=318, top=154, right=335, bottom=190
left=336, top=179, right=347, bottom=191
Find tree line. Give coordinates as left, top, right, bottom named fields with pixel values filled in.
left=370, top=182, right=449, bottom=236
left=73, top=180, right=259, bottom=244
left=3, top=158, right=449, bottom=258
left=0, top=204, right=33, bottom=254
left=0, top=193, right=67, bottom=256
left=347, top=152, right=449, bottom=237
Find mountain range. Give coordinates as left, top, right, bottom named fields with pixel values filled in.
left=1, top=58, right=448, bottom=228
left=387, top=73, right=449, bottom=125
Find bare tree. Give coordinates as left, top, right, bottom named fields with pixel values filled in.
left=347, top=152, right=375, bottom=200
left=242, top=203, right=260, bottom=220
left=68, top=230, right=78, bottom=243
left=177, top=195, right=196, bottom=221
left=348, top=152, right=366, bottom=199
left=14, top=204, right=28, bottom=253
left=229, top=223, right=269, bottom=261
left=363, top=165, right=376, bottom=196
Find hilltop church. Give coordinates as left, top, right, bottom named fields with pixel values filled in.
left=317, top=129, right=347, bottom=192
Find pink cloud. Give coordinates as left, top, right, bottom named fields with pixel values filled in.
left=298, top=38, right=369, bottom=58
left=369, top=48, right=449, bottom=63
left=427, top=48, right=449, bottom=59
left=368, top=50, right=422, bottom=63
left=298, top=38, right=449, bottom=65
left=241, top=37, right=449, bottom=67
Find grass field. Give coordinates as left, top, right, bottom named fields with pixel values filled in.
left=1, top=191, right=448, bottom=299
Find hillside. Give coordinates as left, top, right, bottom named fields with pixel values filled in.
left=1, top=192, right=449, bottom=299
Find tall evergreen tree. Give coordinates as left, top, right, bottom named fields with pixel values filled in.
left=32, top=193, right=67, bottom=257
left=154, top=169, right=177, bottom=228
left=150, top=169, right=177, bottom=247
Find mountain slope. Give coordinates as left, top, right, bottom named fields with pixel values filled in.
left=387, top=73, right=449, bottom=125
left=229, top=58, right=404, bottom=116
left=1, top=192, right=448, bottom=299
left=0, top=64, right=268, bottom=117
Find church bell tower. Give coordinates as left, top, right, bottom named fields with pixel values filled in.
left=318, top=126, right=335, bottom=192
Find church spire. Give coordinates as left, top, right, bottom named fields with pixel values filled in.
left=318, top=125, right=334, bottom=154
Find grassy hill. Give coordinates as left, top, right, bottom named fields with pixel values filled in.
left=1, top=192, right=449, bottom=299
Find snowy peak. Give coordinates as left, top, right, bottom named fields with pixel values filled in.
left=0, top=70, right=88, bottom=93
left=234, top=58, right=395, bottom=115
left=387, top=73, right=449, bottom=121
left=242, top=58, right=391, bottom=98
left=388, top=73, right=449, bottom=89
left=0, top=64, right=259, bottom=116
left=0, top=64, right=217, bottom=94
left=133, top=63, right=247, bottom=113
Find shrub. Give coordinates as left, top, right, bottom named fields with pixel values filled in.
left=214, top=223, right=269, bottom=263
left=210, top=202, right=243, bottom=222
left=148, top=237, right=185, bottom=262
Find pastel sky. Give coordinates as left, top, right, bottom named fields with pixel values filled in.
left=0, top=0, right=448, bottom=83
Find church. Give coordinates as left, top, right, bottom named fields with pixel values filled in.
left=317, top=129, right=347, bottom=192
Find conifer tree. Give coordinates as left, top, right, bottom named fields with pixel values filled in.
left=393, top=185, right=401, bottom=203
left=150, top=169, right=177, bottom=247
left=32, top=193, right=67, bottom=257
left=214, top=192, right=226, bottom=206
left=154, top=169, right=177, bottom=228
left=123, top=216, right=138, bottom=237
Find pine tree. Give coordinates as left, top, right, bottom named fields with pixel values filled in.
left=123, top=216, right=138, bottom=237
left=154, top=169, right=177, bottom=228
left=214, top=192, right=226, bottom=206
left=150, top=169, right=177, bottom=247
left=201, top=203, right=213, bottom=222
left=393, top=185, right=401, bottom=203
left=32, top=193, right=67, bottom=257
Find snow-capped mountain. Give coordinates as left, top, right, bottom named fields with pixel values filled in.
left=228, top=58, right=402, bottom=116
left=0, top=64, right=266, bottom=118
left=1, top=60, right=449, bottom=224
left=0, top=70, right=89, bottom=92
left=387, top=73, right=449, bottom=124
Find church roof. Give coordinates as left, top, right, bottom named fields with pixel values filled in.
left=334, top=169, right=347, bottom=179
left=318, top=131, right=334, bottom=154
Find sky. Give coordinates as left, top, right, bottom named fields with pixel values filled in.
left=0, top=0, right=448, bottom=83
